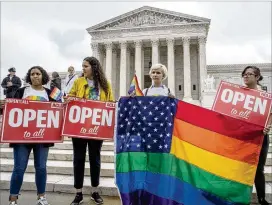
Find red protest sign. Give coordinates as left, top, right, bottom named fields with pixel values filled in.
left=212, top=81, right=272, bottom=127
left=62, top=98, right=116, bottom=140
left=0, top=99, right=64, bottom=143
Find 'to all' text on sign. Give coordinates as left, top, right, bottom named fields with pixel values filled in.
left=212, top=81, right=272, bottom=127
left=62, top=98, right=116, bottom=140
left=0, top=99, right=64, bottom=143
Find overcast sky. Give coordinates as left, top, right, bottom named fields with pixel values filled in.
left=1, top=1, right=271, bottom=82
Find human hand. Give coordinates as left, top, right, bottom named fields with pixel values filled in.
left=263, top=125, right=271, bottom=135
left=129, top=90, right=136, bottom=97
left=168, top=93, right=175, bottom=98
left=7, top=82, right=12, bottom=87
left=63, top=96, right=72, bottom=104
left=0, top=100, right=5, bottom=108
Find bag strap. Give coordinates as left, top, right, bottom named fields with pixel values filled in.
left=145, top=88, right=149, bottom=96
left=66, top=75, right=75, bottom=86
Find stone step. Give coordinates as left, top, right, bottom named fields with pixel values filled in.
left=0, top=158, right=115, bottom=177
left=1, top=157, right=270, bottom=180
left=64, top=137, right=113, bottom=142
left=1, top=147, right=271, bottom=166
left=0, top=141, right=114, bottom=151
left=0, top=148, right=114, bottom=163
left=266, top=158, right=271, bottom=165
left=0, top=172, right=271, bottom=202
left=0, top=143, right=271, bottom=154
left=0, top=172, right=118, bottom=196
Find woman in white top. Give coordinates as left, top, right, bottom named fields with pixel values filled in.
left=142, top=63, right=174, bottom=98
left=64, top=66, right=78, bottom=96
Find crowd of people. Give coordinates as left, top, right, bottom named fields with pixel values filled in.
left=0, top=57, right=271, bottom=205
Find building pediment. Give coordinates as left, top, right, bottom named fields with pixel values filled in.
left=87, top=6, right=210, bottom=32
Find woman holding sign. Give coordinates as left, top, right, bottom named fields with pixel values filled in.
left=242, top=65, right=271, bottom=205
left=8, top=66, right=56, bottom=205
left=67, top=56, right=114, bottom=205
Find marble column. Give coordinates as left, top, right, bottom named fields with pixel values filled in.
left=112, top=48, right=117, bottom=99
left=97, top=46, right=103, bottom=66
left=91, top=42, right=99, bottom=59
left=198, top=36, right=207, bottom=94
left=134, top=40, right=143, bottom=89
left=126, top=48, right=131, bottom=89
left=102, top=51, right=106, bottom=73
left=151, top=38, right=159, bottom=65
left=183, top=36, right=192, bottom=101
left=119, top=41, right=127, bottom=97
left=105, top=42, right=113, bottom=84
left=167, top=38, right=175, bottom=95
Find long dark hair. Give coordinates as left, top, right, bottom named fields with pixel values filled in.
left=25, top=66, right=50, bottom=85
left=241, top=66, right=263, bottom=85
left=83, top=56, right=109, bottom=96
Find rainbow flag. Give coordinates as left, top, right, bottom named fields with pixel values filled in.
left=115, top=97, right=264, bottom=205
left=25, top=96, right=48, bottom=101
left=50, top=87, right=63, bottom=101
left=128, top=74, right=143, bottom=96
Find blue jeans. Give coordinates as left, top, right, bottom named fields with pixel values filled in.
left=9, top=144, right=49, bottom=197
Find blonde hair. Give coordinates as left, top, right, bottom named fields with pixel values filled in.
left=149, top=63, right=168, bottom=81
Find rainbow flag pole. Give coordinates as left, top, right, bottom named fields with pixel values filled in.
left=128, top=73, right=143, bottom=96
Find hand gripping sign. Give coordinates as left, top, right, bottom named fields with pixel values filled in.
left=0, top=99, right=64, bottom=143
left=62, top=97, right=116, bottom=140
left=212, top=81, right=272, bottom=127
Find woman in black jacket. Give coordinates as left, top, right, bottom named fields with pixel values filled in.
left=8, top=66, right=56, bottom=205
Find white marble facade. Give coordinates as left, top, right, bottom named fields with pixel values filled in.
left=48, top=6, right=272, bottom=107
left=87, top=6, right=211, bottom=103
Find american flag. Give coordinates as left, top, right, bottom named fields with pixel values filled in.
left=116, top=96, right=178, bottom=154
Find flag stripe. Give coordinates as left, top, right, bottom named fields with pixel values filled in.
left=170, top=136, right=256, bottom=186
left=116, top=152, right=251, bottom=204
left=116, top=171, right=243, bottom=205
left=120, top=190, right=182, bottom=205
left=134, top=74, right=143, bottom=96
left=175, top=101, right=263, bottom=145
left=173, top=118, right=261, bottom=165
left=128, top=75, right=143, bottom=96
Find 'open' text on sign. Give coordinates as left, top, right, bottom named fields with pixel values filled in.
left=62, top=99, right=116, bottom=140
left=212, top=81, right=272, bottom=127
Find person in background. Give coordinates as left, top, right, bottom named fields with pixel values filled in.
left=242, top=65, right=271, bottom=205
left=8, top=66, right=56, bottom=205
left=50, top=71, right=61, bottom=91
left=67, top=56, right=114, bottom=205
left=131, top=63, right=174, bottom=97
left=1, top=67, right=22, bottom=98
left=64, top=66, right=78, bottom=96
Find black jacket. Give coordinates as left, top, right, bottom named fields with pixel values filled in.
left=50, top=77, right=62, bottom=91
left=1, top=75, right=22, bottom=98
left=9, top=86, right=56, bottom=148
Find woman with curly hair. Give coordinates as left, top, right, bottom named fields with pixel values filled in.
left=67, top=57, right=114, bottom=205
left=8, top=66, right=55, bottom=205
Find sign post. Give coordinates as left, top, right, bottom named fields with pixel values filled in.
left=212, top=81, right=272, bottom=127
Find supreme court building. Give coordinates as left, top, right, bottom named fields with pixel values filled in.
left=52, top=6, right=271, bottom=108
left=87, top=6, right=210, bottom=104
